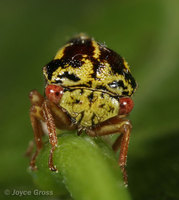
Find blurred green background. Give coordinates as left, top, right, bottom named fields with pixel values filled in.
left=0, top=0, right=179, bottom=199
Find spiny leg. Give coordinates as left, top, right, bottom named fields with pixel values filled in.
left=29, top=112, right=43, bottom=170
left=115, top=123, right=131, bottom=185
left=42, top=100, right=58, bottom=171
left=29, top=90, right=45, bottom=170
left=86, top=117, right=132, bottom=185
left=29, top=90, right=75, bottom=171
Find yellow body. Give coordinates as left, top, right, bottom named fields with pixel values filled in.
left=60, top=89, right=119, bottom=127
left=43, top=35, right=137, bottom=127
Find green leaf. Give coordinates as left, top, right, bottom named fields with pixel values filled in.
left=31, top=132, right=131, bottom=200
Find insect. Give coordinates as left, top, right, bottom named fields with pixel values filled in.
left=28, top=34, right=137, bottom=184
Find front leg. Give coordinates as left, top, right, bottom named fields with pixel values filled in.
left=29, top=90, right=44, bottom=170
left=86, top=117, right=132, bottom=185
left=42, top=100, right=58, bottom=171
left=28, top=90, right=74, bottom=171
left=29, top=90, right=58, bottom=171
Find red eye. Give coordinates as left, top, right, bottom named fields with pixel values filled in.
left=119, top=97, right=134, bottom=115
left=45, top=85, right=63, bottom=104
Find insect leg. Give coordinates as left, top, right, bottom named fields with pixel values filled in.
left=29, top=109, right=44, bottom=170
left=42, top=100, right=58, bottom=171
left=86, top=117, right=132, bottom=185
left=28, top=90, right=45, bottom=170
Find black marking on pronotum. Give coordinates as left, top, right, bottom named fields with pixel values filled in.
left=45, top=59, right=62, bottom=80
left=122, top=91, right=129, bottom=96
left=65, top=36, right=101, bottom=78
left=99, top=46, right=125, bottom=75
left=58, top=72, right=80, bottom=82
left=62, top=38, right=94, bottom=61
left=91, top=62, right=99, bottom=79
left=45, top=58, right=84, bottom=81
left=124, top=72, right=137, bottom=92
left=54, top=79, right=62, bottom=84
left=118, top=80, right=128, bottom=89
